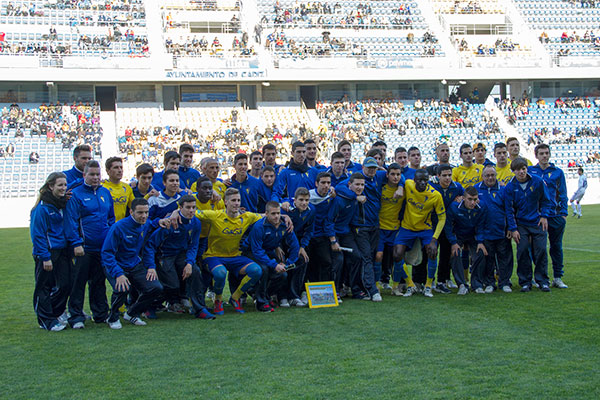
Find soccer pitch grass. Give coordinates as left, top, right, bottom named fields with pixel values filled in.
left=1, top=207, right=599, bottom=399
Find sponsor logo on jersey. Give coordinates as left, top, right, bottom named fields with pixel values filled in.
left=222, top=227, right=242, bottom=235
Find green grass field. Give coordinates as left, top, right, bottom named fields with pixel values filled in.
left=1, top=206, right=599, bottom=399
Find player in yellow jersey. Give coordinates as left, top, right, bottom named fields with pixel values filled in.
left=392, top=170, right=446, bottom=298
left=494, top=142, right=514, bottom=186
left=452, top=144, right=484, bottom=188
left=373, top=163, right=404, bottom=292
left=506, top=137, right=533, bottom=166
left=102, top=157, right=134, bottom=221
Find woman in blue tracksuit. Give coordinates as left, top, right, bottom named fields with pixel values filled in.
left=30, top=172, right=71, bottom=331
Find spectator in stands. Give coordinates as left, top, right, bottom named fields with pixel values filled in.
left=29, top=151, right=40, bottom=164
left=6, top=142, right=15, bottom=157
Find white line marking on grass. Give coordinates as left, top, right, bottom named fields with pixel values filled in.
left=564, top=247, right=600, bottom=254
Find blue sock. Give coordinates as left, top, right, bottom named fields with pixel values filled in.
left=373, top=261, right=382, bottom=283
left=427, top=258, right=438, bottom=280
left=393, top=260, right=407, bottom=282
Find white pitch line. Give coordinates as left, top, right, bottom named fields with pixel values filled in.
left=564, top=247, right=600, bottom=254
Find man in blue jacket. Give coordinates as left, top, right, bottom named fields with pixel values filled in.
left=306, top=172, right=335, bottom=284
left=505, top=158, right=552, bottom=292
left=325, top=173, right=367, bottom=300
left=529, top=143, right=569, bottom=289
left=475, top=165, right=514, bottom=293
left=63, top=144, right=93, bottom=185
left=271, top=141, right=315, bottom=203
left=230, top=153, right=261, bottom=212
left=65, top=160, right=115, bottom=328
left=281, top=187, right=315, bottom=307
left=102, top=198, right=166, bottom=329
left=144, top=195, right=215, bottom=320
left=323, top=152, right=349, bottom=188
left=445, top=186, right=488, bottom=294
left=242, top=201, right=300, bottom=312
left=338, top=140, right=363, bottom=173
left=335, top=157, right=387, bottom=302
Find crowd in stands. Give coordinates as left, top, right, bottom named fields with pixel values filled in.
left=0, top=102, right=102, bottom=152
left=457, top=38, right=519, bottom=56
left=261, top=1, right=415, bottom=29
left=452, top=0, right=483, bottom=14
left=565, top=0, right=599, bottom=8
left=165, top=34, right=255, bottom=57
left=266, top=29, right=365, bottom=57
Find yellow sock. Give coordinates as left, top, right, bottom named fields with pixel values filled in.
left=403, top=265, right=415, bottom=287
left=215, top=294, right=223, bottom=301
left=464, top=268, right=469, bottom=281
left=376, top=281, right=383, bottom=291
left=391, top=281, right=399, bottom=289
left=232, top=276, right=251, bottom=300
left=426, top=277, right=434, bottom=288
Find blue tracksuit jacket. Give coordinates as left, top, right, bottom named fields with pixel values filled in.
left=242, top=217, right=299, bottom=268
left=504, top=174, right=552, bottom=231
left=231, top=174, right=261, bottom=213
left=30, top=201, right=68, bottom=261
left=529, top=163, right=568, bottom=217
left=475, top=181, right=508, bottom=241
left=445, top=201, right=488, bottom=244
left=143, top=212, right=202, bottom=268
left=283, top=201, right=316, bottom=249
left=102, top=215, right=154, bottom=278
left=178, top=166, right=201, bottom=189
left=336, top=170, right=388, bottom=227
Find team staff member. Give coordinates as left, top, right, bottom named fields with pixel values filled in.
left=30, top=172, right=71, bottom=331
left=132, top=163, right=159, bottom=199
left=445, top=187, right=488, bottom=294
left=374, top=163, right=404, bottom=294
left=148, top=170, right=182, bottom=222
left=230, top=153, right=261, bottom=213
left=63, top=144, right=93, bottom=185
left=281, top=188, right=315, bottom=307
left=272, top=141, right=315, bottom=203
left=494, top=142, right=514, bottom=186
left=65, top=160, right=115, bottom=328
left=430, top=164, right=464, bottom=293
left=102, top=198, right=166, bottom=329
left=102, top=157, right=134, bottom=221
left=475, top=165, right=514, bottom=293
left=325, top=173, right=367, bottom=300
left=190, top=158, right=227, bottom=199
left=178, top=144, right=201, bottom=189
left=529, top=144, right=569, bottom=289
left=393, top=170, right=446, bottom=298
left=243, top=201, right=300, bottom=312
left=307, top=172, right=335, bottom=284
left=505, top=158, right=552, bottom=292
left=144, top=195, right=215, bottom=320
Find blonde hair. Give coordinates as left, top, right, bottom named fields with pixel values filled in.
left=32, top=172, right=67, bottom=211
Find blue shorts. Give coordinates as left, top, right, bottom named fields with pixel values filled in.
left=394, top=227, right=434, bottom=249
left=204, top=256, right=256, bottom=277
left=377, top=229, right=398, bottom=252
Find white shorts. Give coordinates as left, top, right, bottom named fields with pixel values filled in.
left=570, top=189, right=585, bottom=202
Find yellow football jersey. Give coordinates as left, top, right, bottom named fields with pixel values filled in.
left=401, top=180, right=446, bottom=238
left=496, top=164, right=515, bottom=186
left=452, top=164, right=484, bottom=188
left=379, top=183, right=404, bottom=231
left=194, top=210, right=261, bottom=258
left=102, top=180, right=134, bottom=221
left=195, top=198, right=225, bottom=238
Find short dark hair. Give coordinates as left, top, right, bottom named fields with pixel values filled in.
left=534, top=143, right=550, bottom=155
left=349, top=172, right=365, bottom=183
left=265, top=201, right=280, bottom=211
left=178, top=194, right=196, bottom=207
left=261, top=166, right=275, bottom=176
left=337, top=140, right=351, bottom=150
left=250, top=150, right=262, bottom=160
left=493, top=142, right=507, bottom=152
left=195, top=176, right=211, bottom=187
left=331, top=151, right=345, bottom=161
left=262, top=143, right=276, bottom=153
left=459, top=143, right=472, bottom=154
left=408, top=146, right=420, bottom=156
left=464, top=186, right=478, bottom=197
left=372, top=140, right=387, bottom=149
left=387, top=163, right=401, bottom=172
left=366, top=148, right=383, bottom=159
left=136, top=163, right=154, bottom=177
left=234, top=153, right=248, bottom=164
left=395, top=146, right=407, bottom=156
left=163, top=169, right=179, bottom=183
left=179, top=143, right=194, bottom=154
left=506, top=137, right=520, bottom=146
left=316, top=171, right=331, bottom=183
left=105, top=156, right=122, bottom=170
left=437, top=164, right=453, bottom=175
left=578, top=167, right=584, bottom=173
left=84, top=160, right=101, bottom=172
left=304, top=138, right=316, bottom=146
left=295, top=187, right=310, bottom=198
left=164, top=150, right=180, bottom=166
left=292, top=141, right=305, bottom=152
left=131, top=197, right=148, bottom=211
left=73, top=144, right=92, bottom=158
left=510, top=157, right=528, bottom=171
left=224, top=187, right=240, bottom=200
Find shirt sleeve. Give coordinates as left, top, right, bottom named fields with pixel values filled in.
left=443, top=207, right=457, bottom=244
left=186, top=222, right=201, bottom=265
left=30, top=206, right=52, bottom=261
left=143, top=227, right=168, bottom=269
left=475, top=207, right=487, bottom=243
left=285, top=231, right=300, bottom=265
left=271, top=170, right=287, bottom=202
left=249, top=224, right=278, bottom=269
left=324, top=198, right=341, bottom=238
left=432, top=195, right=446, bottom=239
left=64, top=194, right=83, bottom=247
left=504, top=184, right=518, bottom=232
left=299, top=210, right=315, bottom=248
left=557, top=171, right=569, bottom=216
left=102, top=225, right=124, bottom=278
left=538, top=180, right=552, bottom=219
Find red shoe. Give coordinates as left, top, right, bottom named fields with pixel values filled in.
left=256, top=303, right=274, bottom=313
left=213, top=300, right=224, bottom=315
left=228, top=297, right=245, bottom=314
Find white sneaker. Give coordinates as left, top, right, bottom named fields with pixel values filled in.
left=423, top=287, right=433, bottom=298
left=532, top=281, right=540, bottom=288
left=403, top=286, right=418, bottom=297
left=290, top=298, right=307, bottom=307
left=446, top=280, right=458, bottom=289
left=502, top=285, right=512, bottom=293
left=484, top=285, right=494, bottom=294
left=72, top=322, right=85, bottom=329
left=371, top=293, right=382, bottom=302
left=206, top=290, right=215, bottom=300
left=181, top=299, right=192, bottom=308
left=57, top=311, right=69, bottom=326
left=457, top=284, right=468, bottom=295
left=107, top=319, right=122, bottom=330
left=552, top=278, right=568, bottom=289
left=124, top=312, right=147, bottom=326
left=279, top=298, right=290, bottom=308
left=50, top=322, right=66, bottom=332
left=474, top=287, right=485, bottom=294
left=391, top=286, right=404, bottom=296
left=381, top=282, right=392, bottom=290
